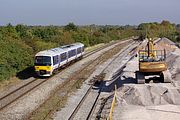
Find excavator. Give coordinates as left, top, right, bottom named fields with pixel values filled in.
left=136, top=38, right=171, bottom=84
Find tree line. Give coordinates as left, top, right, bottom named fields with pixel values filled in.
left=0, top=21, right=179, bottom=81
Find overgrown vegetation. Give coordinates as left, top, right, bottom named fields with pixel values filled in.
left=0, top=21, right=179, bottom=81
left=138, top=20, right=179, bottom=41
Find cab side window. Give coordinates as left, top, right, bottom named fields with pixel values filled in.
left=82, top=46, right=84, bottom=52
left=77, top=47, right=81, bottom=54
left=53, top=55, right=59, bottom=65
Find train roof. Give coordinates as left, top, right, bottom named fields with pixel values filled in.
left=35, top=48, right=64, bottom=56
left=60, top=43, right=83, bottom=50
left=35, top=43, right=84, bottom=57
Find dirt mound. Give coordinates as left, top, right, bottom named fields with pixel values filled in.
left=119, top=84, right=180, bottom=106
left=167, top=48, right=180, bottom=83
left=154, top=38, right=176, bottom=55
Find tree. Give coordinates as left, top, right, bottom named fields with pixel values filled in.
left=160, top=20, right=171, bottom=26
left=64, top=23, right=78, bottom=31
left=15, top=24, right=29, bottom=38
left=177, top=24, right=180, bottom=30
left=177, top=34, right=180, bottom=42
left=2, top=23, right=19, bottom=39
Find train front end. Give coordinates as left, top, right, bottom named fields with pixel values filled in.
left=34, top=56, right=52, bottom=76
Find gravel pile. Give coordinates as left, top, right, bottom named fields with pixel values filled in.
left=119, top=84, right=180, bottom=106
left=168, top=48, right=180, bottom=85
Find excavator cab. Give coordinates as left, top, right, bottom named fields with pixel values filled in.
left=136, top=39, right=171, bottom=84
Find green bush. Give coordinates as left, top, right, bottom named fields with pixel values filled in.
left=0, top=37, right=33, bottom=81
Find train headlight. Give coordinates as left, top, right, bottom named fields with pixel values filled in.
left=35, top=66, right=39, bottom=69
left=35, top=66, right=39, bottom=71
left=47, top=66, right=51, bottom=70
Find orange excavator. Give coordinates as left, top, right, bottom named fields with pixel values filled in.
left=136, top=39, right=171, bottom=84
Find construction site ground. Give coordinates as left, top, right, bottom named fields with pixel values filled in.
left=52, top=38, right=180, bottom=120
left=100, top=38, right=180, bottom=120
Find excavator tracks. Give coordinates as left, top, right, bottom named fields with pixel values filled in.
left=136, top=71, right=145, bottom=84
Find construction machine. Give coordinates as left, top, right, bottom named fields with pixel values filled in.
left=136, top=38, right=171, bottom=84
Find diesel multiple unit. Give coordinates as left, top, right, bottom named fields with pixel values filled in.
left=34, top=43, right=84, bottom=76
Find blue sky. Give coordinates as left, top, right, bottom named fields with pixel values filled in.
left=0, top=0, right=179, bottom=25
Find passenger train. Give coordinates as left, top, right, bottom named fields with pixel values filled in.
left=34, top=43, right=84, bottom=76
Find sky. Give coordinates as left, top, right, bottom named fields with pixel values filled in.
left=0, top=0, right=180, bottom=25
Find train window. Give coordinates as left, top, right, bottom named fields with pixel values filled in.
left=53, top=55, right=59, bottom=65
left=68, top=49, right=76, bottom=58
left=68, top=51, right=72, bottom=58
left=82, top=46, right=84, bottom=52
left=61, top=53, right=67, bottom=62
left=72, top=49, right=76, bottom=56
left=77, top=47, right=81, bottom=54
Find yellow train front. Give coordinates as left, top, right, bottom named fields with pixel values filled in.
left=34, top=56, right=53, bottom=76
left=34, top=43, right=84, bottom=77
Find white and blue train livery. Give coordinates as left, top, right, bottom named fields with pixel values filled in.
left=34, top=43, right=84, bottom=76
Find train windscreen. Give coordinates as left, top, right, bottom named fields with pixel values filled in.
left=35, top=56, right=51, bottom=66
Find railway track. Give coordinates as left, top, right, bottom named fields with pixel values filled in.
left=67, top=41, right=141, bottom=120
left=68, top=78, right=100, bottom=120
left=29, top=39, right=134, bottom=120
left=84, top=40, right=123, bottom=57
left=0, top=78, right=46, bottom=110
left=0, top=39, right=130, bottom=112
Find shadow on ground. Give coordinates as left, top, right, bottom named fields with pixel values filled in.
left=101, top=76, right=137, bottom=92
left=99, top=73, right=166, bottom=93
left=16, top=66, right=37, bottom=80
